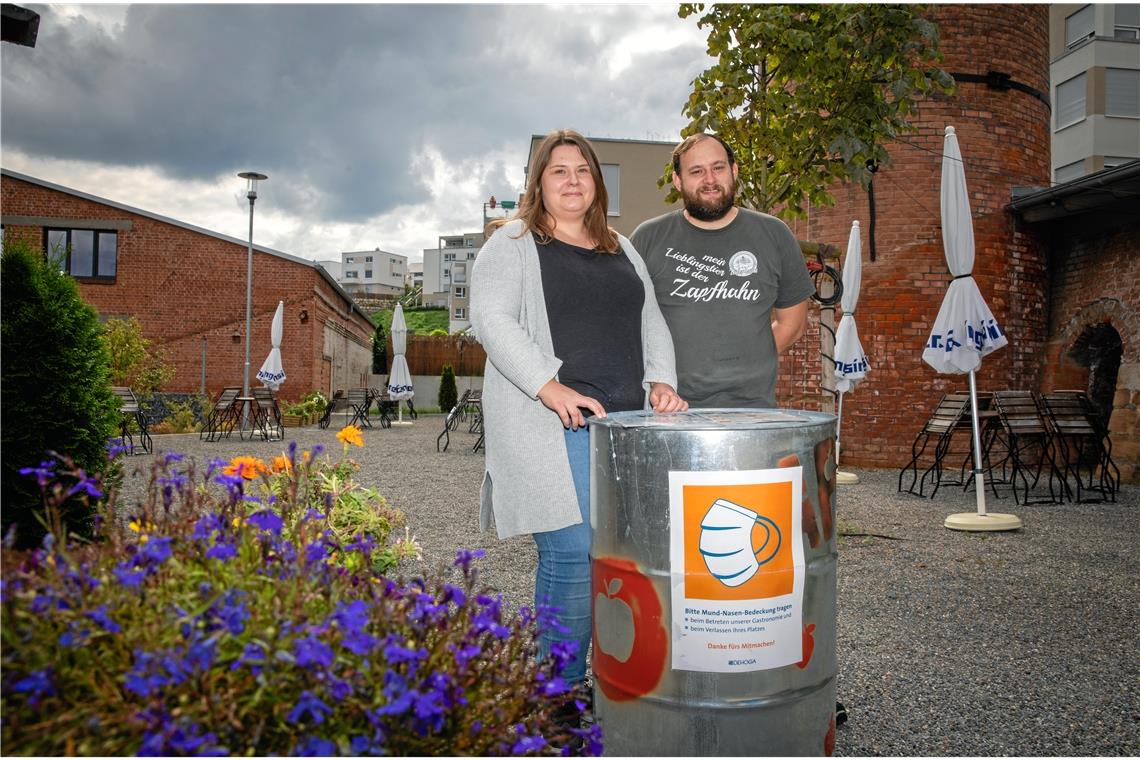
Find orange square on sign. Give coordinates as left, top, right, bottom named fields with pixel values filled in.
left=682, top=482, right=795, bottom=601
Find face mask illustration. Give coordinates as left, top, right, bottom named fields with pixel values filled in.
left=698, top=498, right=782, bottom=587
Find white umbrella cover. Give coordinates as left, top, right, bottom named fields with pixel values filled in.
left=833, top=220, right=870, bottom=471
left=923, top=126, right=1015, bottom=530
left=922, top=128, right=1007, bottom=373
left=834, top=220, right=869, bottom=394
left=387, top=304, right=414, bottom=422
left=256, top=300, right=286, bottom=389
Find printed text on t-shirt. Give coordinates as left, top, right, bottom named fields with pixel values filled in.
left=665, top=247, right=763, bottom=302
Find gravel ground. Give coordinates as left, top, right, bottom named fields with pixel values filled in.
left=118, top=417, right=1139, bottom=757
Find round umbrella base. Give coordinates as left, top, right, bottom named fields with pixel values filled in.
left=390, top=421, right=413, bottom=426
left=943, top=512, right=1022, bottom=532
left=835, top=470, right=860, bottom=485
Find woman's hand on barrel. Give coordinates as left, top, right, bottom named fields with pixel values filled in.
left=649, top=383, right=688, bottom=414
left=537, top=379, right=606, bottom=430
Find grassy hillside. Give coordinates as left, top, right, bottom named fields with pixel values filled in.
left=370, top=306, right=450, bottom=335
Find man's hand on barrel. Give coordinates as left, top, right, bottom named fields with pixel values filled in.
left=649, top=383, right=688, bottom=414
left=537, top=379, right=606, bottom=430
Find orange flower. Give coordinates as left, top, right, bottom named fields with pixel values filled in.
left=336, top=425, right=364, bottom=448
left=271, top=455, right=293, bottom=474
left=224, top=455, right=269, bottom=480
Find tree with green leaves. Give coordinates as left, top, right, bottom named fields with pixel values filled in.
left=101, top=316, right=175, bottom=397
left=672, top=4, right=955, bottom=217
left=2, top=237, right=119, bottom=547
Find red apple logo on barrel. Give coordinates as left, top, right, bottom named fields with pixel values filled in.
left=592, top=556, right=668, bottom=701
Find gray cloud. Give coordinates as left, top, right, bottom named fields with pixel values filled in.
left=3, top=4, right=709, bottom=236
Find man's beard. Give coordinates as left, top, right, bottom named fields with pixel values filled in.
left=682, top=180, right=736, bottom=222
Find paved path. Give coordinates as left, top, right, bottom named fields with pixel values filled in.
left=117, top=418, right=1139, bottom=756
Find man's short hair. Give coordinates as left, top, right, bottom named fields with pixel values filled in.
left=672, top=133, right=736, bottom=174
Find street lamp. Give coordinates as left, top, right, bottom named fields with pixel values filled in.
left=238, top=171, right=267, bottom=429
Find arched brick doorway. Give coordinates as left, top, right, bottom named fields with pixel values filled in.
left=1067, top=323, right=1123, bottom=432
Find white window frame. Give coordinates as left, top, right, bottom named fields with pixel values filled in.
left=454, top=307, right=467, bottom=320
left=454, top=286, right=467, bottom=299
left=1065, top=5, right=1095, bottom=48
left=1114, top=4, right=1140, bottom=39
left=1055, top=73, right=1087, bottom=131
left=601, top=163, right=620, bottom=216
left=1105, top=68, right=1140, bottom=118
left=1054, top=160, right=1085, bottom=184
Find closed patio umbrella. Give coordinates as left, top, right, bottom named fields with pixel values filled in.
left=922, top=126, right=1020, bottom=531
left=387, top=303, right=414, bottom=424
left=833, top=220, right=870, bottom=484
left=256, top=300, right=286, bottom=390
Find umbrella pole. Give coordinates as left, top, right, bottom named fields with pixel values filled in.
left=967, top=370, right=987, bottom=516
left=834, top=391, right=859, bottom=485
left=944, top=370, right=1021, bottom=531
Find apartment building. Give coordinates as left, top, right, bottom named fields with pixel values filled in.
left=339, top=247, right=407, bottom=297
left=1050, top=4, right=1140, bottom=182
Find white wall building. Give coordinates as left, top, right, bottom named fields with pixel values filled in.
left=1050, top=4, right=1140, bottom=182
left=422, top=231, right=483, bottom=329
left=340, top=247, right=407, bottom=296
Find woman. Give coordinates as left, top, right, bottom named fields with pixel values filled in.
left=470, top=129, right=687, bottom=700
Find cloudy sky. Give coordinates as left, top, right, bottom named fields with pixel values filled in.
left=2, top=3, right=711, bottom=263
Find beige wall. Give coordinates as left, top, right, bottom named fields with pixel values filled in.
left=527, top=135, right=681, bottom=237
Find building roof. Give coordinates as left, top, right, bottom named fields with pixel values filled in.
left=1, top=167, right=372, bottom=326
left=1006, top=160, right=1140, bottom=223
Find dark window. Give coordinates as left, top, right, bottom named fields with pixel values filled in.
left=44, top=228, right=118, bottom=280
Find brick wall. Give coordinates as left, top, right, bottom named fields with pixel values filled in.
left=1037, top=220, right=1140, bottom=481
left=2, top=174, right=375, bottom=404
left=781, top=4, right=1054, bottom=469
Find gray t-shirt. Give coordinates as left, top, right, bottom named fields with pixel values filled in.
left=631, top=208, right=815, bottom=408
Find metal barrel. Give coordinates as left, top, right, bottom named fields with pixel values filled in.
left=589, top=409, right=838, bottom=757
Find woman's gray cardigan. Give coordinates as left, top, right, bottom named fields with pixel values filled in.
left=469, top=219, right=678, bottom=540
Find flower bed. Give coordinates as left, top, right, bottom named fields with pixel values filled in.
left=1, top=427, right=598, bottom=755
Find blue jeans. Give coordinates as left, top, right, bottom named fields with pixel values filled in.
left=533, top=426, right=591, bottom=685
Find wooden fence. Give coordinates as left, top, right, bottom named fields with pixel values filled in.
left=401, top=334, right=486, bottom=376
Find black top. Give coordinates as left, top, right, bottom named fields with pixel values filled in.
left=536, top=236, right=646, bottom=414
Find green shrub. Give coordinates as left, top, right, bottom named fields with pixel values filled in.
left=372, top=323, right=387, bottom=375
left=1, top=238, right=119, bottom=547
left=438, top=364, right=459, bottom=413
left=1, top=433, right=598, bottom=755
left=428, top=328, right=449, bottom=337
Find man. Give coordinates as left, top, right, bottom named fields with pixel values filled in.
left=631, top=133, right=814, bottom=408
left=632, top=133, right=847, bottom=727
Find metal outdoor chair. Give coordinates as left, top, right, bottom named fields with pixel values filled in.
left=992, top=391, right=1063, bottom=505
left=898, top=393, right=971, bottom=498
left=1040, top=391, right=1120, bottom=503
left=347, top=388, right=373, bottom=429
left=252, top=387, right=284, bottom=442
left=317, top=390, right=346, bottom=429
left=112, top=386, right=152, bottom=455
left=199, top=387, right=241, bottom=442
left=437, top=389, right=472, bottom=452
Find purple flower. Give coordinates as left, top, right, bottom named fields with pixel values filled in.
left=232, top=642, right=266, bottom=674
left=206, top=591, right=249, bottom=635
left=331, top=600, right=370, bottom=633
left=441, top=583, right=467, bottom=607
left=454, top=548, right=486, bottom=573
left=19, top=461, right=56, bottom=488
left=191, top=513, right=224, bottom=541
left=205, top=540, right=238, bottom=561
left=113, top=563, right=147, bottom=588
left=449, top=643, right=482, bottom=670
left=138, top=716, right=227, bottom=757
left=325, top=675, right=352, bottom=701
left=86, top=604, right=122, bottom=634
left=247, top=509, right=283, bottom=534
left=163, top=452, right=186, bottom=465
left=66, top=472, right=103, bottom=500
left=345, top=533, right=376, bottom=553
left=383, top=641, right=427, bottom=668
left=511, top=725, right=547, bottom=755
left=293, top=736, right=337, bottom=757
left=293, top=634, right=334, bottom=670
left=12, top=668, right=55, bottom=706
left=59, top=623, right=90, bottom=648
left=105, top=440, right=130, bottom=459
left=288, top=690, right=333, bottom=725
left=341, top=628, right=380, bottom=656
left=304, top=538, right=333, bottom=566
left=138, top=535, right=173, bottom=565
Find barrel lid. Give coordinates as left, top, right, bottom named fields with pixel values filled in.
left=589, top=408, right=836, bottom=430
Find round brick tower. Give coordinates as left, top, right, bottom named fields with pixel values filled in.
left=781, top=4, right=1052, bottom=469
